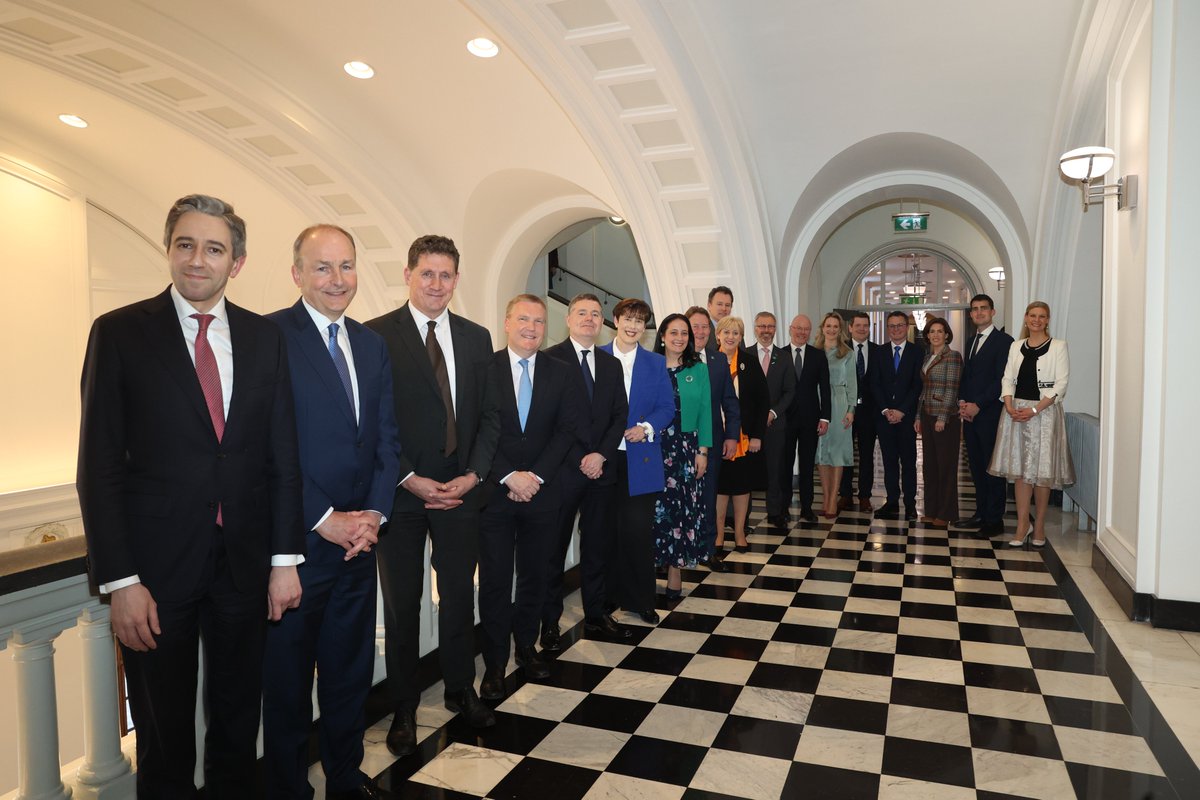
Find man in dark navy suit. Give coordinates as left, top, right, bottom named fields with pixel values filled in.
left=686, top=306, right=741, bottom=571
left=478, top=295, right=579, bottom=699
left=839, top=312, right=880, bottom=512
left=703, top=286, right=734, bottom=357
left=753, top=312, right=795, bottom=527
left=956, top=294, right=1014, bottom=537
left=262, top=225, right=401, bottom=800
left=541, top=293, right=630, bottom=646
left=779, top=314, right=831, bottom=524
left=872, top=310, right=923, bottom=521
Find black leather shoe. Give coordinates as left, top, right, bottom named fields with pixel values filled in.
left=327, top=776, right=392, bottom=800
left=515, top=645, right=551, bottom=680
left=904, top=507, right=918, bottom=521
left=444, top=687, right=495, bottom=728
left=638, top=609, right=660, bottom=625
left=875, top=502, right=899, bottom=516
left=954, top=516, right=984, bottom=529
left=603, top=601, right=619, bottom=615
left=858, top=498, right=873, bottom=512
left=385, top=708, right=416, bottom=757
left=540, top=621, right=561, bottom=651
left=978, top=520, right=1005, bottom=537
left=584, top=614, right=632, bottom=639
left=480, top=666, right=505, bottom=700
left=799, top=509, right=818, bottom=522
left=701, top=556, right=728, bottom=573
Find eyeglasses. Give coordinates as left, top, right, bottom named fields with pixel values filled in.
left=887, top=322, right=908, bottom=329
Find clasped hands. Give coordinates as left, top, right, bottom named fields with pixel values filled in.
left=883, top=409, right=906, bottom=425
left=404, top=473, right=477, bottom=510
left=958, top=400, right=980, bottom=423
left=316, top=510, right=382, bottom=561
left=504, top=471, right=542, bottom=502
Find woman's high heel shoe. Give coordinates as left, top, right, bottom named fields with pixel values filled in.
left=1008, top=532, right=1031, bottom=547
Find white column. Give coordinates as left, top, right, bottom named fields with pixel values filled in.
left=11, top=634, right=72, bottom=800
left=72, top=606, right=134, bottom=800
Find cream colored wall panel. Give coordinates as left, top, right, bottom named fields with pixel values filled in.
left=580, top=38, right=644, bottom=72
left=668, top=198, right=714, bottom=229
left=681, top=240, right=721, bottom=273
left=547, top=0, right=618, bottom=31
left=610, top=79, right=668, bottom=111
left=652, top=157, right=702, bottom=188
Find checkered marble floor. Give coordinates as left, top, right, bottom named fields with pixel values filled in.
left=335, top=457, right=1195, bottom=799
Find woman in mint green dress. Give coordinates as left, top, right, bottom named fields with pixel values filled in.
left=815, top=312, right=857, bottom=518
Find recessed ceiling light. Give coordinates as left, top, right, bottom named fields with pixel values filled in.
left=609, top=215, right=626, bottom=225
left=58, top=113, right=88, bottom=128
left=343, top=61, right=375, bottom=79
left=946, top=279, right=955, bottom=284
left=467, top=37, right=499, bottom=58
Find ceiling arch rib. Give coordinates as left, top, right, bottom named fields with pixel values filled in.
left=0, top=0, right=421, bottom=316
left=465, top=0, right=772, bottom=314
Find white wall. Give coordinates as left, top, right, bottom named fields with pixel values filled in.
left=1061, top=209, right=1103, bottom=416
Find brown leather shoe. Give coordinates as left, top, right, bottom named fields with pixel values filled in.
left=858, top=498, right=873, bottom=512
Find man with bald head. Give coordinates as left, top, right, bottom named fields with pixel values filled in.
left=773, top=314, right=830, bottom=524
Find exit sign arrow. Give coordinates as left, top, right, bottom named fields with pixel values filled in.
left=892, top=212, right=930, bottom=233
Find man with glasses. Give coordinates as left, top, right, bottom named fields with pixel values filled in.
left=873, top=311, right=923, bottom=521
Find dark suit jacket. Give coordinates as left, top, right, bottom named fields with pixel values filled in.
left=705, top=351, right=741, bottom=446
left=959, top=327, right=1013, bottom=419
left=757, top=344, right=796, bottom=426
left=732, top=348, right=770, bottom=440
left=784, top=343, right=831, bottom=427
left=267, top=301, right=401, bottom=536
left=544, top=339, right=627, bottom=487
left=77, top=287, right=304, bottom=601
left=365, top=303, right=500, bottom=513
left=482, top=350, right=580, bottom=509
left=849, top=339, right=878, bottom=416
left=872, top=340, right=924, bottom=418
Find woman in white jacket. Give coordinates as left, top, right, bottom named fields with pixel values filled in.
left=988, top=301, right=1075, bottom=546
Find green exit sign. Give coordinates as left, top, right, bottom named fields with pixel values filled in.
left=893, top=213, right=930, bottom=233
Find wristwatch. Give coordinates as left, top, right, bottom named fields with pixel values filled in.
left=465, top=468, right=482, bottom=486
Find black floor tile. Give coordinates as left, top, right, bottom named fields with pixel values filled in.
left=890, top=677, right=969, bottom=713
left=606, top=735, right=708, bottom=786
left=658, top=611, right=724, bottom=633
left=958, top=622, right=1026, bottom=646
left=952, top=566, right=1005, bottom=582
left=746, top=661, right=823, bottom=694
left=616, top=646, right=695, bottom=676
left=783, top=761, right=881, bottom=799
left=711, top=715, right=803, bottom=760
left=968, top=714, right=1062, bottom=759
left=726, top=601, right=788, bottom=622
left=805, top=695, right=889, bottom=735
left=805, top=567, right=856, bottom=583
left=900, top=601, right=959, bottom=621
left=697, top=633, right=768, bottom=661
left=848, top=582, right=902, bottom=601
left=768, top=554, right=813, bottom=568
left=955, top=591, right=1013, bottom=610
left=963, top=662, right=1041, bottom=693
left=749, top=575, right=805, bottom=592
left=824, top=646, right=895, bottom=676
left=856, top=560, right=906, bottom=575
left=905, top=553, right=952, bottom=567
left=881, top=736, right=975, bottom=787
left=838, top=611, right=900, bottom=633
left=543, top=660, right=612, bottom=693
left=659, top=676, right=744, bottom=714
left=488, top=757, right=600, bottom=800
left=562, top=693, right=655, bottom=734
left=771, top=623, right=838, bottom=646
left=1044, top=695, right=1138, bottom=735
left=1004, top=581, right=1065, bottom=599
left=895, top=634, right=963, bottom=661
left=1065, top=761, right=1180, bottom=800
left=1027, top=647, right=1097, bottom=674
left=687, top=583, right=747, bottom=601
left=903, top=574, right=956, bottom=591
left=1015, top=610, right=1081, bottom=632
left=790, top=592, right=848, bottom=611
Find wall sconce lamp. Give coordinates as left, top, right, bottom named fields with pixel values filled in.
left=987, top=266, right=1006, bottom=290
left=1059, top=146, right=1137, bottom=212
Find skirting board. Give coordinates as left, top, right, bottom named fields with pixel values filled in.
left=1092, top=543, right=1200, bottom=632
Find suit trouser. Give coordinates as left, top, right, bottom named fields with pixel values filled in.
left=763, top=414, right=789, bottom=517
left=120, top=532, right=264, bottom=800
left=840, top=406, right=878, bottom=500
left=920, top=413, right=961, bottom=521
left=263, top=536, right=377, bottom=799
left=479, top=497, right=558, bottom=667
left=378, top=457, right=479, bottom=709
left=607, top=452, right=658, bottom=613
left=964, top=407, right=1007, bottom=522
left=781, top=417, right=819, bottom=514
left=877, top=415, right=918, bottom=508
left=544, top=476, right=615, bottom=623
left=699, top=452, right=723, bottom=556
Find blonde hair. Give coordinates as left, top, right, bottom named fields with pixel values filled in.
left=818, top=312, right=850, bottom=359
left=1019, top=301, right=1051, bottom=340
left=715, top=315, right=744, bottom=339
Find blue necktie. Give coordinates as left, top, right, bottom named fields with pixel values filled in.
left=518, top=358, right=532, bottom=431
left=327, top=323, right=355, bottom=419
left=580, top=349, right=595, bottom=401
left=893, top=344, right=901, bottom=371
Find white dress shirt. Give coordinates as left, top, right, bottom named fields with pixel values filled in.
left=408, top=304, right=457, bottom=411
left=501, top=349, right=544, bottom=485
left=611, top=343, right=654, bottom=451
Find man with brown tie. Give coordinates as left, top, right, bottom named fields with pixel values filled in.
left=366, top=236, right=501, bottom=757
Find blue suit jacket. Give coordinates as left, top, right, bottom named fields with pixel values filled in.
left=706, top=351, right=741, bottom=446
left=268, top=301, right=402, bottom=558
left=959, top=327, right=1013, bottom=420
left=599, top=343, right=675, bottom=496
left=872, top=340, right=923, bottom=419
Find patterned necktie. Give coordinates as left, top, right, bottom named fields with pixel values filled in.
left=518, top=358, right=532, bottom=431
left=856, top=343, right=865, bottom=381
left=580, top=349, right=595, bottom=401
left=192, top=313, right=224, bottom=526
left=426, top=320, right=456, bottom=456
left=327, top=323, right=356, bottom=419
left=760, top=346, right=770, bottom=374
left=969, top=332, right=983, bottom=361
left=893, top=344, right=901, bottom=371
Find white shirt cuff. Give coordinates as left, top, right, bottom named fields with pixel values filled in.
left=271, top=554, right=305, bottom=567
left=313, top=506, right=334, bottom=531
left=399, top=471, right=415, bottom=485
left=638, top=421, right=655, bottom=442
left=99, top=575, right=140, bottom=594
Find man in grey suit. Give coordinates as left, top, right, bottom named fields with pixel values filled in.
left=365, top=236, right=501, bottom=757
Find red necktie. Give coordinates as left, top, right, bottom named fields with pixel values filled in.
left=192, top=314, right=225, bottom=525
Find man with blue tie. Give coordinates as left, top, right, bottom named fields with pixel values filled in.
left=262, top=225, right=401, bottom=800
left=686, top=306, right=741, bottom=570
left=478, top=295, right=579, bottom=700
left=956, top=294, right=1014, bottom=537
left=873, top=310, right=923, bottom=521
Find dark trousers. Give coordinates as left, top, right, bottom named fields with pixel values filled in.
left=121, top=533, right=265, bottom=800
left=478, top=496, right=558, bottom=667
left=920, top=413, right=961, bottom=521
left=263, top=535, right=377, bottom=799
left=607, top=452, right=658, bottom=613
left=964, top=407, right=1007, bottom=522
left=877, top=414, right=918, bottom=508
left=781, top=416, right=819, bottom=514
left=840, top=405, right=878, bottom=500
left=763, top=413, right=789, bottom=516
left=544, top=476, right=615, bottom=623
left=378, top=458, right=479, bottom=709
left=699, top=451, right=723, bottom=555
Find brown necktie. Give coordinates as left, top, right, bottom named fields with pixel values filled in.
left=426, top=320, right=456, bottom=456
left=192, top=313, right=224, bottom=525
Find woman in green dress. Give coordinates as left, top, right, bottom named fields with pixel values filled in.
left=814, top=312, right=857, bottom=518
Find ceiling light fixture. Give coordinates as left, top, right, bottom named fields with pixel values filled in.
left=467, top=37, right=499, bottom=58
left=58, top=113, right=88, bottom=128
left=1059, top=145, right=1137, bottom=212
left=988, top=266, right=1007, bottom=290
left=609, top=215, right=626, bottom=225
left=343, top=61, right=375, bottom=79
